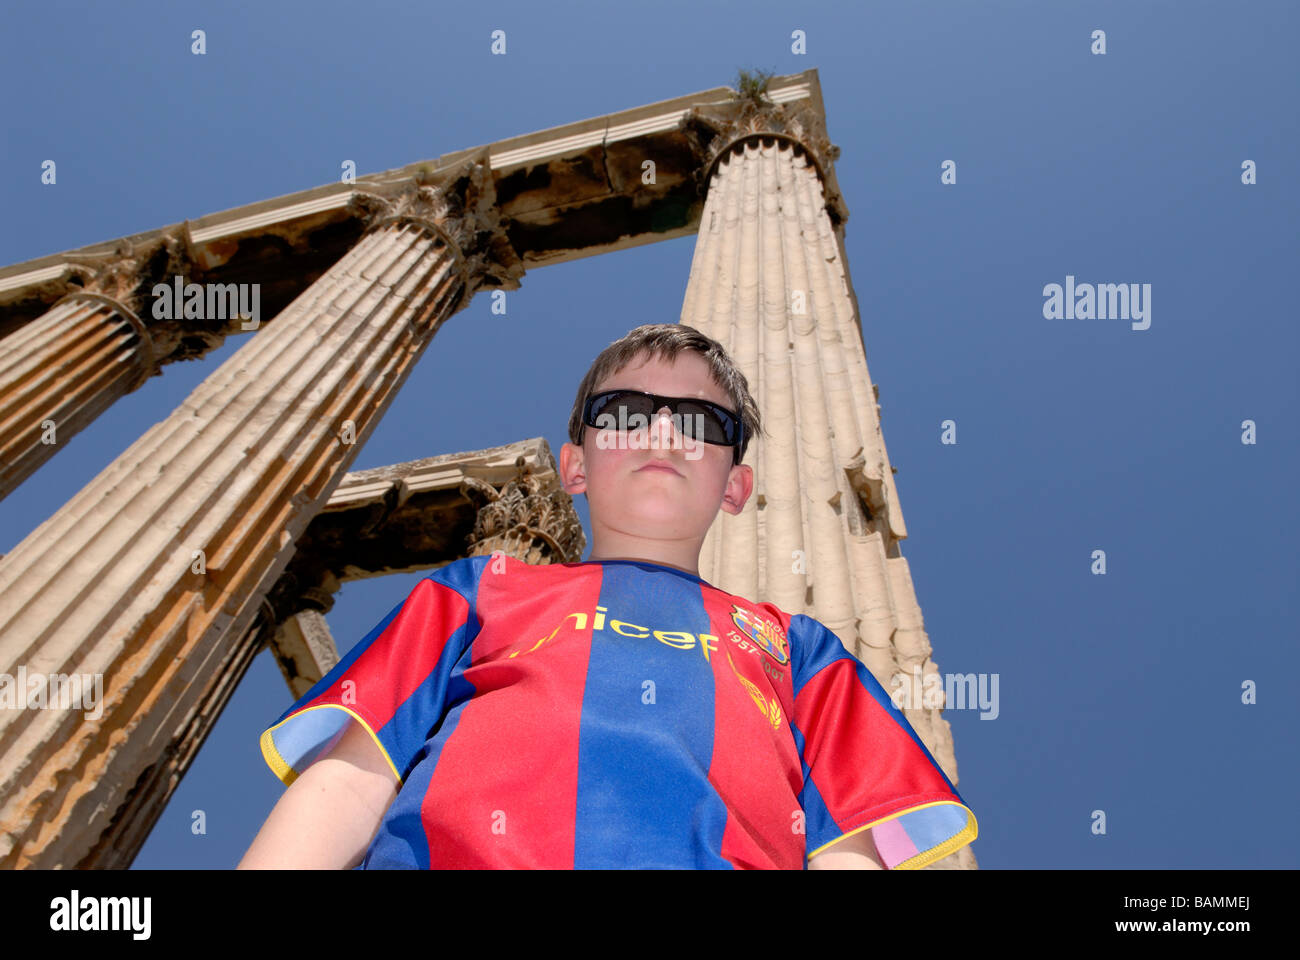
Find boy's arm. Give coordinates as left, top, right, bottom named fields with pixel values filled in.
left=807, top=827, right=885, bottom=870
left=790, top=614, right=977, bottom=870
left=238, top=717, right=399, bottom=870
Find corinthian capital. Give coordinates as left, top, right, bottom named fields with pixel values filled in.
left=681, top=86, right=847, bottom=226
left=62, top=226, right=191, bottom=318
left=459, top=467, right=586, bottom=565
left=347, top=149, right=524, bottom=302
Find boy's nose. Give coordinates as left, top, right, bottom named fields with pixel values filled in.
left=651, top=407, right=676, bottom=435
left=647, top=406, right=702, bottom=455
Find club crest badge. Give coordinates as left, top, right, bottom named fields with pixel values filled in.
left=730, top=605, right=789, bottom=666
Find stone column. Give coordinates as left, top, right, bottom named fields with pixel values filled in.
left=679, top=98, right=975, bottom=869
left=0, top=238, right=188, bottom=502
left=0, top=151, right=523, bottom=868
left=272, top=608, right=342, bottom=701
left=83, top=450, right=581, bottom=869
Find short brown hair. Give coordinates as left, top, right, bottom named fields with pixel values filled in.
left=567, top=323, right=765, bottom=464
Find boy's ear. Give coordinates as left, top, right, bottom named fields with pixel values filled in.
left=718, top=463, right=754, bottom=516
left=559, top=441, right=586, bottom=495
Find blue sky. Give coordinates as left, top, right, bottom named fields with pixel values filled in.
left=1, top=0, right=1296, bottom=869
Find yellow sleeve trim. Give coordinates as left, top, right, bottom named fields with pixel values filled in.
left=807, top=800, right=979, bottom=869
left=259, top=703, right=403, bottom=788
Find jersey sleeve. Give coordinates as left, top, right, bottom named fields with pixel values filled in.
left=788, top=614, right=978, bottom=869
left=258, top=558, right=482, bottom=789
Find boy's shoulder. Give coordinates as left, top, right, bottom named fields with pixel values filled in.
left=422, top=555, right=828, bottom=629
left=427, top=554, right=831, bottom=671
left=443, top=553, right=786, bottom=605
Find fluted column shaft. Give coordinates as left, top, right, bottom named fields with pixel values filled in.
left=680, top=133, right=973, bottom=869
left=0, top=293, right=154, bottom=501
left=0, top=163, right=519, bottom=867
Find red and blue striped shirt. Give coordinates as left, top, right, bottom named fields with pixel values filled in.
left=259, top=555, right=977, bottom=869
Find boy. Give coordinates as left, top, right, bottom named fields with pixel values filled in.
left=239, top=323, right=977, bottom=869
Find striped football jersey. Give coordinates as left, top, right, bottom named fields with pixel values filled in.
left=259, top=555, right=977, bottom=869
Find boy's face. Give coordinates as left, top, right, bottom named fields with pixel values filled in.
left=560, top=351, right=754, bottom=549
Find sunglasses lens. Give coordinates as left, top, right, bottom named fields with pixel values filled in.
left=593, top=391, right=652, bottom=425
left=674, top=400, right=734, bottom=444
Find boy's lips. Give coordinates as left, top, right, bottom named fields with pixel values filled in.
left=636, top=461, right=682, bottom=476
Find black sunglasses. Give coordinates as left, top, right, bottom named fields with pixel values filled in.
left=581, top=389, right=746, bottom=464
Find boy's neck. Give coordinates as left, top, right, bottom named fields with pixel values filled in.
left=585, top=546, right=701, bottom=579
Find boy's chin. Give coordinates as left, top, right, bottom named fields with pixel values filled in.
left=622, top=504, right=700, bottom=526
left=595, top=503, right=709, bottom=534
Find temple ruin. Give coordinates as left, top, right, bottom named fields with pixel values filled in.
left=0, top=68, right=976, bottom=869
